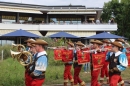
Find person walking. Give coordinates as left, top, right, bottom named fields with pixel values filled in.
left=106, top=41, right=128, bottom=86
left=28, top=39, right=48, bottom=86
left=73, top=41, right=86, bottom=86
left=63, top=41, right=74, bottom=86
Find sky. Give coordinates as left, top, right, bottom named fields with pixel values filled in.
left=1, top=0, right=111, bottom=8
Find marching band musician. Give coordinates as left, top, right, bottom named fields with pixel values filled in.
left=106, top=41, right=128, bottom=86
left=115, top=38, right=127, bottom=86
left=90, top=40, right=103, bottom=86
left=28, top=39, right=48, bottom=86
left=115, top=38, right=127, bottom=53
left=26, top=43, right=37, bottom=86
left=73, top=41, right=86, bottom=86
left=100, top=39, right=111, bottom=85
left=24, top=38, right=35, bottom=86
left=63, top=41, right=74, bottom=86
left=25, top=38, right=35, bottom=51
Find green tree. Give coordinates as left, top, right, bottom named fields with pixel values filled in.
left=101, top=0, right=130, bottom=39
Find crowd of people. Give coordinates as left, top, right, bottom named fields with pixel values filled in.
left=61, top=39, right=128, bottom=86
left=83, top=18, right=115, bottom=25
left=2, top=17, right=115, bottom=25
left=15, top=37, right=130, bottom=86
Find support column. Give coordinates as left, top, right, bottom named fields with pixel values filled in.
left=16, top=13, right=19, bottom=23
left=32, top=17, right=35, bottom=23
left=95, top=11, right=102, bottom=19
left=0, top=12, right=2, bottom=23
left=84, top=15, right=87, bottom=21
left=81, top=16, right=84, bottom=23
left=46, top=14, right=49, bottom=24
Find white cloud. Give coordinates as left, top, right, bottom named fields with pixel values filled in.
left=2, top=0, right=111, bottom=8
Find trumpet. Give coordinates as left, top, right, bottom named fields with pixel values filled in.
left=47, top=46, right=67, bottom=49
left=83, top=48, right=111, bottom=53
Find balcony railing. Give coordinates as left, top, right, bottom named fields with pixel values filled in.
left=1, top=22, right=116, bottom=25
left=0, top=23, right=117, bottom=31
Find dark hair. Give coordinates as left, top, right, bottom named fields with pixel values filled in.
left=42, top=45, right=48, bottom=50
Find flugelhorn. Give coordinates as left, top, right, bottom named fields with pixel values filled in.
left=10, top=50, right=32, bottom=66
left=12, top=43, right=25, bottom=52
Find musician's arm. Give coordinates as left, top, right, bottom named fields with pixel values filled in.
left=106, top=52, right=111, bottom=61
left=32, top=56, right=47, bottom=76
left=123, top=48, right=129, bottom=53
left=116, top=53, right=128, bottom=72
left=73, top=50, right=78, bottom=63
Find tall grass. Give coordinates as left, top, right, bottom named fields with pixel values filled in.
left=0, top=45, right=12, bottom=60
left=0, top=58, right=25, bottom=86
left=0, top=46, right=91, bottom=85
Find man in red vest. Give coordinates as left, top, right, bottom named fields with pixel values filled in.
left=90, top=40, right=103, bottom=86
left=24, top=38, right=35, bottom=86
left=100, top=39, right=111, bottom=85
left=73, top=41, right=86, bottom=86
left=63, top=41, right=74, bottom=86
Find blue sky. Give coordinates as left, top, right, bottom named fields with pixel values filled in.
left=1, top=0, right=111, bottom=7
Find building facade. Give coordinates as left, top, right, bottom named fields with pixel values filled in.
left=0, top=1, right=117, bottom=43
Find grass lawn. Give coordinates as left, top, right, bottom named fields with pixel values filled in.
left=0, top=50, right=130, bottom=85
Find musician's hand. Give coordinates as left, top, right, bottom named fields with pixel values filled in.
left=113, top=67, right=119, bottom=72
left=30, top=73, right=35, bottom=77
left=109, top=69, right=114, bottom=73
left=64, top=62, right=68, bottom=64
left=26, top=63, right=32, bottom=70
left=97, top=49, right=101, bottom=53
left=108, top=49, right=112, bottom=52
left=74, top=60, right=78, bottom=63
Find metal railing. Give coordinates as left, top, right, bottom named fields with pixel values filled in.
left=0, top=22, right=117, bottom=25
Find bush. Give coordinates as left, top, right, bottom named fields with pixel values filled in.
left=41, top=37, right=55, bottom=47
left=41, top=37, right=68, bottom=47
left=0, top=45, right=12, bottom=60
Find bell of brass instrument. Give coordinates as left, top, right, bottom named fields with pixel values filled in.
left=12, top=43, right=25, bottom=52
left=10, top=50, right=32, bottom=66
left=11, top=43, right=33, bottom=66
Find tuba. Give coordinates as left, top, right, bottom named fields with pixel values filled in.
left=10, top=43, right=33, bottom=66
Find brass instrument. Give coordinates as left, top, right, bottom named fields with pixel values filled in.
left=10, top=43, right=32, bottom=66
left=47, top=46, right=67, bottom=49
left=12, top=43, right=25, bottom=52
left=82, top=48, right=110, bottom=53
